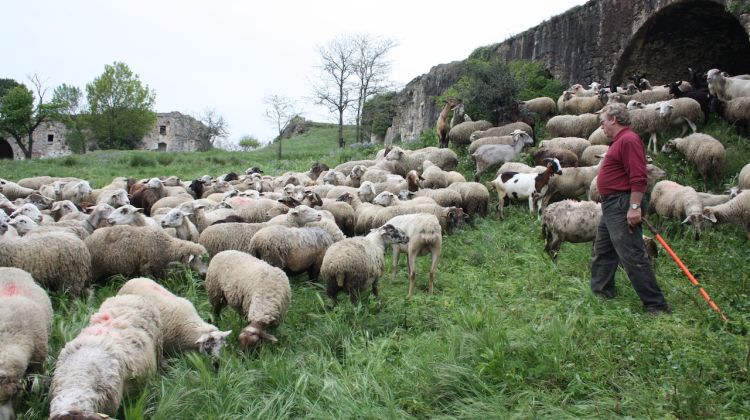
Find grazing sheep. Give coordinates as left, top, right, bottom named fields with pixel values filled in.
left=447, top=181, right=490, bottom=221
left=468, top=129, right=534, bottom=155
left=447, top=120, right=494, bottom=146
left=471, top=131, right=534, bottom=181
left=385, top=213, right=442, bottom=297
left=420, top=159, right=466, bottom=188
left=661, top=133, right=725, bottom=191
left=321, top=224, right=409, bottom=304
left=206, top=250, right=291, bottom=350
left=490, top=158, right=563, bottom=219
left=49, top=295, right=162, bottom=420
left=546, top=114, right=600, bottom=139
left=538, top=137, right=591, bottom=158
left=579, top=145, right=609, bottom=166
left=117, top=277, right=230, bottom=356
left=469, top=122, right=534, bottom=141
left=85, top=225, right=208, bottom=282
left=649, top=180, right=709, bottom=240
left=0, top=267, right=52, bottom=420
left=520, top=97, right=556, bottom=118
left=541, top=199, right=601, bottom=259
left=0, top=179, right=34, bottom=200
left=532, top=147, right=578, bottom=168
left=702, top=190, right=750, bottom=239
left=0, top=231, right=91, bottom=296
left=707, top=68, right=750, bottom=100
left=160, top=208, right=200, bottom=242
left=710, top=96, right=750, bottom=134
left=385, top=146, right=459, bottom=176
left=249, top=225, right=336, bottom=280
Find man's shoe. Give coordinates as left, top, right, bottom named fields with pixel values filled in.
left=645, top=306, right=672, bottom=316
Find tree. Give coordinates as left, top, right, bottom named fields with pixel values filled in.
left=196, top=109, right=229, bottom=151
left=85, top=62, right=156, bottom=149
left=51, top=83, right=87, bottom=154
left=313, top=35, right=357, bottom=148
left=0, top=78, right=21, bottom=100
left=263, top=94, right=299, bottom=159
left=361, top=91, right=396, bottom=142
left=0, top=75, right=65, bottom=159
left=351, top=34, right=397, bottom=143
left=238, top=135, right=261, bottom=151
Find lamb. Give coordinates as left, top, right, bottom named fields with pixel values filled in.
left=0, top=231, right=91, bottom=296
left=205, top=250, right=291, bottom=350
left=0, top=179, right=34, bottom=201
left=468, top=129, right=534, bottom=154
left=649, top=180, right=709, bottom=240
left=490, top=158, right=562, bottom=219
left=447, top=181, right=491, bottom=221
left=546, top=113, right=600, bottom=138
left=707, top=68, right=750, bottom=100
left=661, top=133, right=726, bottom=191
left=385, top=213, right=442, bottom=297
left=84, top=225, right=208, bottom=282
left=469, top=122, right=534, bottom=141
left=420, top=159, right=466, bottom=188
left=446, top=120, right=494, bottom=146
left=321, top=223, right=409, bottom=304
left=117, top=277, right=230, bottom=356
left=579, top=145, right=609, bottom=166
left=520, top=97, right=556, bottom=118
left=541, top=199, right=602, bottom=259
left=160, top=208, right=200, bottom=242
left=702, top=190, right=750, bottom=239
left=538, top=137, right=591, bottom=158
left=471, top=131, right=534, bottom=181
left=107, top=204, right=162, bottom=230
left=532, top=148, right=579, bottom=168
left=49, top=294, right=162, bottom=420
left=248, top=224, right=337, bottom=280
left=0, top=267, right=52, bottom=420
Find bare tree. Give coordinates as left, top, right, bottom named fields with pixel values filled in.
left=263, top=94, right=298, bottom=159
left=313, top=35, right=357, bottom=148
left=351, top=34, right=397, bottom=143
left=196, top=108, right=229, bottom=151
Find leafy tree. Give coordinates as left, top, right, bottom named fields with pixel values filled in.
left=508, top=60, right=566, bottom=101
left=361, top=91, right=396, bottom=142
left=0, top=78, right=21, bottom=100
left=313, top=35, right=357, bottom=148
left=85, top=62, right=156, bottom=149
left=264, top=94, right=299, bottom=159
left=51, top=83, right=87, bottom=154
left=0, top=75, right=65, bottom=159
left=238, top=135, right=261, bottom=151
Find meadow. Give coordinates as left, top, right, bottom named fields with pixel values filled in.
left=3, top=120, right=750, bottom=419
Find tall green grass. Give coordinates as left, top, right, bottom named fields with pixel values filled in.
left=3, top=119, right=750, bottom=419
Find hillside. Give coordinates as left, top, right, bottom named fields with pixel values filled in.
left=3, top=118, right=750, bottom=418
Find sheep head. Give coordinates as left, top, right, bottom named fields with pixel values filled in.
left=239, top=323, right=278, bottom=350
left=377, top=224, right=409, bottom=245
left=196, top=330, right=232, bottom=357
left=50, top=410, right=109, bottom=420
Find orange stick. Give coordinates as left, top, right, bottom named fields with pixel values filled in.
left=643, top=219, right=728, bottom=322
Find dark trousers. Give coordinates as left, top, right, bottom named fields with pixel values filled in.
left=590, top=192, right=669, bottom=310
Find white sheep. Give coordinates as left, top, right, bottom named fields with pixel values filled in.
left=0, top=267, right=52, bottom=420
left=707, top=68, right=750, bottom=100
left=385, top=213, right=442, bottom=297
left=471, top=133, right=534, bottom=181
left=0, top=179, right=34, bottom=200
left=372, top=191, right=437, bottom=207
left=321, top=223, right=409, bottom=304
left=249, top=224, right=337, bottom=281
left=385, top=146, right=459, bottom=176
left=107, top=204, right=162, bottom=230
left=117, top=277, right=230, bottom=356
left=160, top=208, right=200, bottom=242
left=84, top=225, right=208, bottom=282
left=661, top=133, right=726, bottom=191
left=468, top=129, right=534, bottom=155
left=520, top=97, right=556, bottom=118
left=541, top=199, right=602, bottom=259
left=447, top=120, right=495, bottom=145
left=587, top=126, right=609, bottom=145
left=702, top=190, right=750, bottom=239
left=579, top=145, right=609, bottom=166
left=649, top=180, right=709, bottom=240
left=538, top=137, right=591, bottom=158
left=490, top=158, right=563, bottom=219
left=560, top=90, right=607, bottom=115
left=630, top=101, right=673, bottom=154
left=95, top=188, right=130, bottom=208
left=469, top=122, right=534, bottom=141
left=397, top=188, right=463, bottom=209
left=739, top=163, right=750, bottom=190
left=420, top=160, right=466, bottom=188
left=50, top=200, right=80, bottom=221
left=447, top=181, right=491, bottom=222
left=205, top=250, right=291, bottom=350
left=49, top=294, right=162, bottom=419
left=546, top=113, right=600, bottom=139
left=9, top=203, right=43, bottom=224
left=60, top=180, right=93, bottom=206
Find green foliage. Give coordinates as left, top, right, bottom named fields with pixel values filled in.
left=239, top=135, right=261, bottom=151
left=508, top=60, right=566, bottom=101
left=728, top=0, right=750, bottom=13
left=0, top=78, right=21, bottom=99
left=85, top=61, right=157, bottom=150
left=0, top=83, right=65, bottom=158
left=361, top=91, right=397, bottom=139
left=127, top=153, right=157, bottom=167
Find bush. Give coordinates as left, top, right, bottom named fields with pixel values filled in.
left=128, top=154, right=156, bottom=167
left=362, top=92, right=397, bottom=139
left=58, top=155, right=81, bottom=167
left=156, top=154, right=174, bottom=165
left=508, top=60, right=566, bottom=101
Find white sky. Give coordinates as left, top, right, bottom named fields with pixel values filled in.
left=2, top=0, right=586, bottom=146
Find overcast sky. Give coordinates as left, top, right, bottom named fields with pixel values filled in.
left=2, top=0, right=586, bottom=146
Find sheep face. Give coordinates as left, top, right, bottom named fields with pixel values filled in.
left=661, top=140, right=677, bottom=154
left=378, top=224, right=409, bottom=245
left=161, top=209, right=188, bottom=229
left=287, top=205, right=322, bottom=225
left=239, top=325, right=277, bottom=351
left=107, top=205, right=142, bottom=225
left=8, top=215, right=37, bottom=235
left=25, top=192, right=54, bottom=210
left=10, top=204, right=42, bottom=224
left=196, top=330, right=231, bottom=357
left=373, top=192, right=396, bottom=207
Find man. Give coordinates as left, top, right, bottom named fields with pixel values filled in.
left=591, top=103, right=671, bottom=315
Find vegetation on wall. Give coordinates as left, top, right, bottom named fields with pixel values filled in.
left=508, top=60, right=567, bottom=101
left=361, top=91, right=396, bottom=141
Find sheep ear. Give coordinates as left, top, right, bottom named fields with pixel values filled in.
left=187, top=254, right=195, bottom=263
left=259, top=331, right=278, bottom=343
left=681, top=216, right=693, bottom=225
left=703, top=211, right=717, bottom=223
left=135, top=207, right=144, bottom=213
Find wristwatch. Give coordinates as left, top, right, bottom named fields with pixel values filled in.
left=630, top=203, right=641, bottom=210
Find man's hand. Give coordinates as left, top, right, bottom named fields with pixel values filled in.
left=627, top=208, right=642, bottom=233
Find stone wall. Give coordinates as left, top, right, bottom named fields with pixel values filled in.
left=3, top=121, right=71, bottom=159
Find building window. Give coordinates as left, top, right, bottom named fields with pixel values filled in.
left=159, top=125, right=167, bottom=135
left=47, top=134, right=54, bottom=143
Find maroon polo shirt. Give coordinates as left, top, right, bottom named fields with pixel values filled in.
left=597, top=127, right=648, bottom=196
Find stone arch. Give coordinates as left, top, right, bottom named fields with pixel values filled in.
left=157, top=142, right=167, bottom=152
left=611, top=1, right=750, bottom=86
left=0, top=138, right=14, bottom=159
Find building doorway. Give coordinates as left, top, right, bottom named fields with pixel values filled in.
left=157, top=142, right=167, bottom=152
left=0, top=138, right=14, bottom=159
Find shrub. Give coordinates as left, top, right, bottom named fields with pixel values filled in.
left=58, top=155, right=81, bottom=167
left=508, top=60, right=566, bottom=101
left=128, top=154, right=156, bottom=167
left=156, top=154, right=174, bottom=165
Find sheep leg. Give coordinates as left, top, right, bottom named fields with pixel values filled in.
left=684, top=117, right=696, bottom=134
left=407, top=251, right=416, bottom=297
left=211, top=295, right=226, bottom=319
left=391, top=246, right=401, bottom=283
left=527, top=195, right=535, bottom=215
left=429, top=248, right=440, bottom=294
left=371, top=279, right=379, bottom=299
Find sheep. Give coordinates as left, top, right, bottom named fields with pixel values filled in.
left=649, top=180, right=709, bottom=240
left=607, top=89, right=671, bottom=105
left=538, top=137, right=591, bottom=158
left=667, top=81, right=710, bottom=124
left=496, top=162, right=547, bottom=175
left=107, top=204, right=162, bottom=230
left=49, top=294, right=162, bottom=420
left=710, top=96, right=750, bottom=134
left=372, top=191, right=437, bottom=207
left=541, top=199, right=602, bottom=259
left=520, top=96, right=556, bottom=118
left=546, top=113, right=600, bottom=139
left=532, top=147, right=578, bottom=168
left=160, top=208, right=200, bottom=242
left=707, top=68, right=750, bottom=100
left=84, top=225, right=208, bottom=282
left=360, top=166, right=402, bottom=184
left=0, top=267, right=52, bottom=420
left=560, top=90, right=607, bottom=115
left=469, top=122, right=534, bottom=141
left=739, top=163, right=750, bottom=190
left=149, top=194, right=194, bottom=214
left=579, top=145, right=609, bottom=166
left=702, top=190, right=750, bottom=239
left=447, top=120, right=494, bottom=146
left=225, top=196, right=289, bottom=223
left=308, top=192, right=356, bottom=237
left=9, top=203, right=44, bottom=224
left=205, top=250, right=291, bottom=350
left=420, top=159, right=466, bottom=188
left=471, top=131, right=534, bottom=181
left=321, top=223, right=409, bottom=304
left=129, top=178, right=167, bottom=216
left=117, top=277, right=230, bottom=356
left=60, top=180, right=93, bottom=206
left=95, top=188, right=130, bottom=208
left=397, top=187, right=463, bottom=209
left=192, top=204, right=238, bottom=232
left=50, top=200, right=80, bottom=221
left=629, top=102, right=674, bottom=154
left=587, top=126, right=609, bottom=145
left=490, top=158, right=563, bottom=219
left=447, top=181, right=490, bottom=221
left=541, top=156, right=605, bottom=210
left=385, top=213, right=442, bottom=297
left=570, top=82, right=601, bottom=97
left=697, top=191, right=734, bottom=207
left=468, top=129, right=534, bottom=155
left=16, top=176, right=80, bottom=190
left=588, top=163, right=666, bottom=202
left=321, top=170, right=348, bottom=186
left=385, top=146, right=459, bottom=175
left=661, top=133, right=725, bottom=191
left=248, top=225, right=337, bottom=280
left=333, top=159, right=379, bottom=176
left=0, top=231, right=91, bottom=296
left=0, top=179, right=34, bottom=201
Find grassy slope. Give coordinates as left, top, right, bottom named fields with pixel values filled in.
left=4, top=120, right=750, bottom=419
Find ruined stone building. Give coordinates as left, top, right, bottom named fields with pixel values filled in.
left=0, top=111, right=209, bottom=159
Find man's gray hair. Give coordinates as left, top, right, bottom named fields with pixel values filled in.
left=602, top=102, right=631, bottom=126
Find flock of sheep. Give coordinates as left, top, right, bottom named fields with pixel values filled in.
left=1, top=66, right=750, bottom=419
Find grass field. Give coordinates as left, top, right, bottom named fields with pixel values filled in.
left=3, top=120, right=750, bottom=419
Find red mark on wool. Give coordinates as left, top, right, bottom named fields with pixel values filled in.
left=150, top=283, right=174, bottom=298
left=84, top=326, right=109, bottom=336
left=0, top=283, right=20, bottom=297
left=91, top=311, right=112, bottom=324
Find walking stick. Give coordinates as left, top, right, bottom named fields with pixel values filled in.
left=643, top=218, right=728, bottom=322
